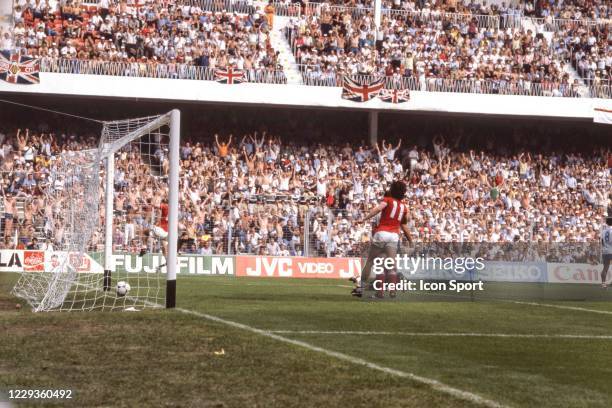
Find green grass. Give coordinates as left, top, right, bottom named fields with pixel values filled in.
left=2, top=274, right=612, bottom=407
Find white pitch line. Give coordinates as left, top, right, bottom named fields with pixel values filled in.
left=176, top=308, right=504, bottom=408
left=268, top=330, right=612, bottom=340
left=508, top=300, right=612, bottom=316
left=195, top=281, right=355, bottom=289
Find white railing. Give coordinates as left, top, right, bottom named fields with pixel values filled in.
left=297, top=65, right=609, bottom=98
left=588, top=81, right=612, bottom=100
left=35, top=57, right=610, bottom=98
left=305, top=6, right=608, bottom=32
left=382, top=8, right=500, bottom=29
left=503, top=15, right=611, bottom=31
left=39, top=58, right=288, bottom=84
left=271, top=1, right=302, bottom=17
left=303, top=3, right=500, bottom=29
left=304, top=3, right=374, bottom=18
left=177, top=0, right=254, bottom=14
left=163, top=0, right=301, bottom=16
left=81, top=0, right=609, bottom=32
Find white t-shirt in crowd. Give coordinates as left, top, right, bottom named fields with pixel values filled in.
left=602, top=225, right=612, bottom=255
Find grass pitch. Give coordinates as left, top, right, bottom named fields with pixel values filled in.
left=2, top=274, right=612, bottom=408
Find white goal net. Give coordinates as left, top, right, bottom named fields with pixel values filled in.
left=11, top=111, right=180, bottom=312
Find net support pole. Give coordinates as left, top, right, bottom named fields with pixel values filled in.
left=166, top=109, right=181, bottom=308
left=326, top=209, right=333, bottom=258
left=304, top=211, right=310, bottom=257
left=103, top=150, right=114, bottom=291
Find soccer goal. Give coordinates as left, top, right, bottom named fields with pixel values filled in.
left=11, top=110, right=181, bottom=312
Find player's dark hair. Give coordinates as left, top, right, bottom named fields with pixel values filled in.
left=606, top=217, right=612, bottom=226
left=388, top=180, right=407, bottom=200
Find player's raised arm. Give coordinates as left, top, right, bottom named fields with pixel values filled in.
left=360, top=201, right=388, bottom=223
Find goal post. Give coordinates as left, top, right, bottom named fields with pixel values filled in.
left=11, top=110, right=181, bottom=312
left=103, top=153, right=114, bottom=292
left=166, top=109, right=180, bottom=308
left=99, top=109, right=181, bottom=310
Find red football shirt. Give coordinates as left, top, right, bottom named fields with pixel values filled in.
left=159, top=203, right=169, bottom=232
left=375, top=197, right=407, bottom=234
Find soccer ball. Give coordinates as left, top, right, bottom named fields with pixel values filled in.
left=116, top=281, right=131, bottom=297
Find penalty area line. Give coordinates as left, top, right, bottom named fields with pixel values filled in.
left=175, top=307, right=505, bottom=408
left=268, top=330, right=612, bottom=340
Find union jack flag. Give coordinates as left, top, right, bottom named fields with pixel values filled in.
left=0, top=51, right=40, bottom=85
left=341, top=76, right=385, bottom=102
left=214, top=67, right=246, bottom=84
left=379, top=88, right=410, bottom=104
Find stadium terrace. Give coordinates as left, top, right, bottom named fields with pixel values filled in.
left=0, top=117, right=608, bottom=258
left=0, top=0, right=608, bottom=98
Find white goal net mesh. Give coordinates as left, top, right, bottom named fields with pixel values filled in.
left=10, top=150, right=100, bottom=311
left=11, top=113, right=175, bottom=312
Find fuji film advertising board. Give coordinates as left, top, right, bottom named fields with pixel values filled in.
left=108, top=253, right=234, bottom=275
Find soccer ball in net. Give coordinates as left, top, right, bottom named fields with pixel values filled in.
left=116, top=281, right=131, bottom=297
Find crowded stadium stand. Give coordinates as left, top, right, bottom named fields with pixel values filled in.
left=0, top=100, right=609, bottom=260
left=0, top=0, right=607, bottom=96
left=0, top=1, right=610, bottom=258
left=10, top=0, right=285, bottom=82
left=285, top=2, right=609, bottom=96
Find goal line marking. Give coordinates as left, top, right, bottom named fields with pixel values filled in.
left=267, top=330, right=612, bottom=339
left=508, top=300, right=612, bottom=315
left=175, top=307, right=505, bottom=408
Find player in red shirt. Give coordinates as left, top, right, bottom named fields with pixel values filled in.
left=352, top=180, right=412, bottom=298
left=139, top=198, right=170, bottom=267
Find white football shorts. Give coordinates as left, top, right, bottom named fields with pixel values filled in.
left=152, top=226, right=168, bottom=240
left=372, top=231, right=399, bottom=250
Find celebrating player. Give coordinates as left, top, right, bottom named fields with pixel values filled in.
left=352, top=180, right=412, bottom=298
left=601, top=217, right=612, bottom=288
left=139, top=198, right=169, bottom=267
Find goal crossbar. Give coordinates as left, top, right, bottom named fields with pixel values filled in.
left=100, top=113, right=171, bottom=157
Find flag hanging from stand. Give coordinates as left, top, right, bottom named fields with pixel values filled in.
left=214, top=67, right=246, bottom=84
left=380, top=88, right=410, bottom=104
left=0, top=51, right=40, bottom=84
left=341, top=76, right=385, bottom=102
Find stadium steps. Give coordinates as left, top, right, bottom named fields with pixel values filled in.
left=522, top=18, right=590, bottom=97
left=268, top=15, right=303, bottom=85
